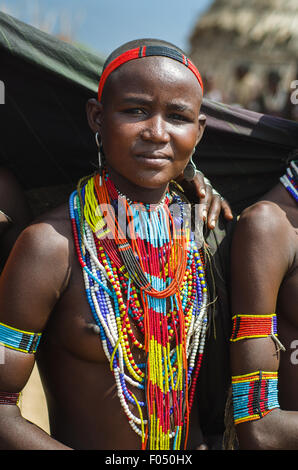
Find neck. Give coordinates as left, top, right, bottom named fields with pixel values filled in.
left=105, top=165, right=169, bottom=205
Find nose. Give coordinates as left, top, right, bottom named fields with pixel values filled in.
left=141, top=114, right=170, bottom=143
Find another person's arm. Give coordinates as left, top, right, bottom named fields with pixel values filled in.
left=230, top=201, right=298, bottom=449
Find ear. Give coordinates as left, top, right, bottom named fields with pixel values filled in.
left=196, top=114, right=207, bottom=146
left=86, top=98, right=103, bottom=134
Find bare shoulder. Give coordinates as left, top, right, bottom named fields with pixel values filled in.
left=240, top=200, right=289, bottom=227
left=26, top=203, right=71, bottom=246
left=237, top=200, right=296, bottom=245
left=13, top=203, right=72, bottom=262
left=0, top=203, right=74, bottom=330
left=233, top=200, right=297, bottom=276
left=1, top=202, right=74, bottom=297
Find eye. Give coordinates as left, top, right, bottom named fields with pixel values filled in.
left=123, top=107, right=146, bottom=115
left=169, top=113, right=193, bottom=123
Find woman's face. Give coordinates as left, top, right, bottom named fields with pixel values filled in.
left=89, top=56, right=205, bottom=202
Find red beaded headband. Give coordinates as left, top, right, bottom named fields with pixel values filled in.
left=97, top=45, right=204, bottom=101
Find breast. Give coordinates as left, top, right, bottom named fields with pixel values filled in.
left=41, top=260, right=108, bottom=363
left=277, top=261, right=298, bottom=330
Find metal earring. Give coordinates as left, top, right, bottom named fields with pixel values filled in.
left=183, top=149, right=197, bottom=181
left=95, top=132, right=103, bottom=185
left=95, top=132, right=102, bottom=169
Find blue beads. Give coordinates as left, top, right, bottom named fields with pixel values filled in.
left=0, top=322, right=41, bottom=354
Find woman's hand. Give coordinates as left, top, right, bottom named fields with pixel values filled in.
left=176, top=170, right=234, bottom=229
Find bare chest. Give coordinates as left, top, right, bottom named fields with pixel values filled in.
left=46, top=258, right=149, bottom=367
left=277, top=232, right=298, bottom=327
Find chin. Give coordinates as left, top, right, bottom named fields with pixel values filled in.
left=136, top=166, right=181, bottom=184
left=135, top=173, right=172, bottom=189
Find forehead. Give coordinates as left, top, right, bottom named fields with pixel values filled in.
left=102, top=56, right=203, bottom=104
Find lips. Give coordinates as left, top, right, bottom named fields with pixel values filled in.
left=134, top=154, right=172, bottom=170
left=135, top=152, right=172, bottom=161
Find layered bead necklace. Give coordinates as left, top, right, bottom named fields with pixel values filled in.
left=280, top=160, right=298, bottom=203
left=69, top=170, right=209, bottom=450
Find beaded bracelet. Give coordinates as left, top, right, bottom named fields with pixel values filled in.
left=230, top=314, right=277, bottom=341
left=230, top=313, right=285, bottom=351
left=0, top=391, right=20, bottom=405
left=232, top=370, right=279, bottom=425
left=0, top=321, right=42, bottom=354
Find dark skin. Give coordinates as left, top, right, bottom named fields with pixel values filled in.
left=0, top=167, right=31, bottom=265
left=178, top=172, right=232, bottom=229
left=230, top=181, right=298, bottom=449
left=0, top=56, right=222, bottom=450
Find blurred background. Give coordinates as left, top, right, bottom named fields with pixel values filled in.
left=1, top=0, right=298, bottom=121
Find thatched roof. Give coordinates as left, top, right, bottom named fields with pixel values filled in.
left=189, top=0, right=298, bottom=87
left=191, top=0, right=298, bottom=54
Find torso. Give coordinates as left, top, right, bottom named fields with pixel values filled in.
left=259, top=186, right=298, bottom=411
left=35, top=203, right=202, bottom=450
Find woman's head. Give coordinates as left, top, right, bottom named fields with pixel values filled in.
left=87, top=38, right=206, bottom=202
left=98, top=38, right=204, bottom=102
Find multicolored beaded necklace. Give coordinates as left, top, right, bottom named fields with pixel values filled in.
left=69, top=170, right=209, bottom=450
left=280, top=160, right=298, bottom=203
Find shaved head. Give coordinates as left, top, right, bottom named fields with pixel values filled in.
left=103, top=38, right=186, bottom=70
left=98, top=38, right=203, bottom=104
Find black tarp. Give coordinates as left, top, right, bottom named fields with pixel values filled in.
left=1, top=11, right=298, bottom=213
left=0, top=11, right=104, bottom=214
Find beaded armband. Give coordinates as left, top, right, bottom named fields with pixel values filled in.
left=0, top=321, right=42, bottom=354
left=232, top=371, right=279, bottom=425
left=230, top=313, right=285, bottom=351
left=0, top=391, right=20, bottom=405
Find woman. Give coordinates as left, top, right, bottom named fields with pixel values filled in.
left=0, top=39, right=232, bottom=450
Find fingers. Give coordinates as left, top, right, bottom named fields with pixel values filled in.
left=200, top=185, right=234, bottom=229
left=192, top=170, right=207, bottom=198
left=221, top=198, right=234, bottom=221
left=176, top=170, right=234, bottom=229
left=200, top=176, right=234, bottom=227
left=194, top=174, right=222, bottom=228
left=199, top=183, right=221, bottom=229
